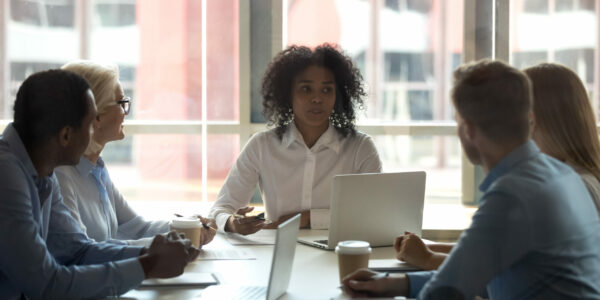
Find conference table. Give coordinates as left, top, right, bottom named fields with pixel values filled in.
left=119, top=229, right=409, bottom=300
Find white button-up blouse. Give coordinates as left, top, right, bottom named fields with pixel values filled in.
left=210, top=124, right=382, bottom=231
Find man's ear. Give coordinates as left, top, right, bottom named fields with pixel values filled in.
left=58, top=126, right=72, bottom=147
left=463, top=119, right=477, bottom=141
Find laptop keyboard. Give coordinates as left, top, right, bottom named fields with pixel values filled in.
left=235, top=286, right=267, bottom=300
left=201, top=285, right=266, bottom=299
left=315, top=239, right=328, bottom=245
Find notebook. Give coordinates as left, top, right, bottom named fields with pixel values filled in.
left=140, top=272, right=218, bottom=287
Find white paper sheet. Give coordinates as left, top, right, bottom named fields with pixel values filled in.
left=140, top=272, right=218, bottom=287
left=223, top=229, right=277, bottom=245
left=196, top=248, right=256, bottom=260
left=368, top=259, right=419, bottom=272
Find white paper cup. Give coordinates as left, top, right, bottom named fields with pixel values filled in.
left=170, top=218, right=203, bottom=248
left=335, top=240, right=372, bottom=281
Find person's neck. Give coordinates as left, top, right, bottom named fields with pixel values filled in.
left=84, top=142, right=105, bottom=165
left=27, top=144, right=57, bottom=178
left=294, top=122, right=329, bottom=149
left=479, top=139, right=526, bottom=174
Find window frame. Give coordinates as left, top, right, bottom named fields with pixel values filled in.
left=2, top=0, right=599, bottom=237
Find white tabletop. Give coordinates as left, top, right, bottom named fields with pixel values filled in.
left=119, top=229, right=404, bottom=300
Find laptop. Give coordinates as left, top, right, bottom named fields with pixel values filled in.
left=298, top=172, right=426, bottom=250
left=200, top=214, right=301, bottom=300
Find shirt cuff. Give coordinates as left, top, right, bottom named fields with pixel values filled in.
left=310, top=209, right=329, bottom=229
left=216, top=213, right=232, bottom=233
left=126, top=237, right=155, bottom=247
left=122, top=246, right=145, bottom=259
left=115, top=257, right=147, bottom=292
left=407, top=271, right=436, bottom=298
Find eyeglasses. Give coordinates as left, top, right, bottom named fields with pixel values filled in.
left=117, top=96, right=131, bottom=115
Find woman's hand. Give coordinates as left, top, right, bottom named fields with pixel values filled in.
left=225, top=207, right=265, bottom=235
left=395, top=231, right=446, bottom=270
left=262, top=210, right=310, bottom=229
left=198, top=216, right=217, bottom=247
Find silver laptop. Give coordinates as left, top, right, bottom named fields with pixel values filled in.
left=200, top=214, right=301, bottom=300
left=298, top=172, right=426, bottom=250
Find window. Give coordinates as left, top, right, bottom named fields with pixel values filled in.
left=285, top=0, right=468, bottom=229
left=510, top=0, right=597, bottom=116
left=3, top=0, right=593, bottom=231
left=1, top=0, right=241, bottom=216
left=10, top=0, right=75, bottom=27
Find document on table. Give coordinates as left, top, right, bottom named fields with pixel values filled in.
left=140, top=272, right=218, bottom=287
left=332, top=295, right=407, bottom=300
left=196, top=248, right=256, bottom=260
left=223, top=229, right=277, bottom=245
left=368, top=259, right=420, bottom=272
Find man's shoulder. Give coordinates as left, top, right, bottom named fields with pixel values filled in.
left=0, top=145, right=28, bottom=179
left=0, top=145, right=33, bottom=200
left=490, top=152, right=586, bottom=205
left=498, top=152, right=575, bottom=186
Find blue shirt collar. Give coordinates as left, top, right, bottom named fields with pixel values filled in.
left=479, top=140, right=540, bottom=192
left=2, top=123, right=38, bottom=178
left=281, top=123, right=342, bottom=153
left=75, top=156, right=105, bottom=176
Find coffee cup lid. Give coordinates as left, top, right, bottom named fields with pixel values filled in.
left=335, top=240, right=372, bottom=254
left=171, top=218, right=202, bottom=228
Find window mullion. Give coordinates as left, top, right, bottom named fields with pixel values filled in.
left=201, top=0, right=208, bottom=203
left=239, top=0, right=252, bottom=147
left=0, top=0, right=7, bottom=120
left=75, top=0, right=92, bottom=60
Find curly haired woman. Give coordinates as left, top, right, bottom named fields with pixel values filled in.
left=209, top=44, right=382, bottom=234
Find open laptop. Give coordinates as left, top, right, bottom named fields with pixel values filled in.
left=200, top=214, right=301, bottom=300
left=298, top=172, right=426, bottom=250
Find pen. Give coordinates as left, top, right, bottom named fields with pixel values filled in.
left=338, top=272, right=390, bottom=289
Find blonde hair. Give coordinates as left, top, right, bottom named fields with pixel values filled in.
left=525, top=63, right=600, bottom=181
left=61, top=60, right=119, bottom=155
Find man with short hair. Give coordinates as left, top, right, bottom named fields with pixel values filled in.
left=0, top=69, right=198, bottom=299
left=342, top=60, right=600, bottom=299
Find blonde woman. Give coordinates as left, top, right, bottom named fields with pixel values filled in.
left=393, top=62, right=600, bottom=271
left=55, top=61, right=215, bottom=246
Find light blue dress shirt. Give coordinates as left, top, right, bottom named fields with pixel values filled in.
left=408, top=140, right=600, bottom=299
left=0, top=124, right=146, bottom=300
left=55, top=157, right=169, bottom=246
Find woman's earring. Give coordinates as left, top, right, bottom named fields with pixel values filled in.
left=280, top=108, right=294, bottom=126
left=329, top=110, right=349, bottom=128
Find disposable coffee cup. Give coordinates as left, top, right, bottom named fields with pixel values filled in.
left=170, top=218, right=203, bottom=248
left=335, top=240, right=372, bottom=281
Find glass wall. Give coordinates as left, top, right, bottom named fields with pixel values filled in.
left=2, top=0, right=240, bottom=215
left=4, top=0, right=595, bottom=229
left=510, top=0, right=597, bottom=112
